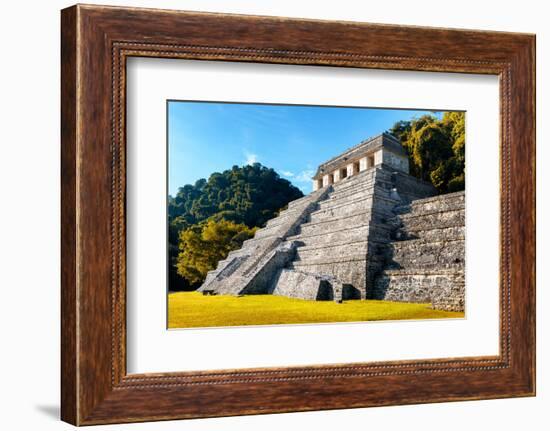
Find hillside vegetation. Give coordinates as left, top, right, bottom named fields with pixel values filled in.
left=168, top=164, right=303, bottom=290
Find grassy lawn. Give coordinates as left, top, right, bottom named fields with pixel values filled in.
left=168, top=292, right=464, bottom=329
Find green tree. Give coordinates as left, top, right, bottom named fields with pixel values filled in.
left=408, top=122, right=453, bottom=182
left=388, top=112, right=465, bottom=193
left=176, top=219, right=257, bottom=286
left=389, top=120, right=412, bottom=144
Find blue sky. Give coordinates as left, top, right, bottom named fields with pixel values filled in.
left=168, top=101, right=444, bottom=195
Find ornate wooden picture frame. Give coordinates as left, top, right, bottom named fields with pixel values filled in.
left=61, top=4, right=535, bottom=425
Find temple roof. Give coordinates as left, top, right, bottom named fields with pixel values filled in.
left=312, top=133, right=407, bottom=180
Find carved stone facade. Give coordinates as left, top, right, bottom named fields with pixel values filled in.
left=312, top=133, right=409, bottom=191
left=198, top=133, right=465, bottom=312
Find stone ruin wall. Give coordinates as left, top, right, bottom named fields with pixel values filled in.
left=371, top=192, right=465, bottom=312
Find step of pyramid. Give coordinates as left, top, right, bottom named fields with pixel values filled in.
left=324, top=174, right=393, bottom=198
left=240, top=234, right=279, bottom=249
left=265, top=193, right=324, bottom=228
left=394, top=191, right=465, bottom=215
left=290, top=252, right=367, bottom=267
left=330, top=168, right=378, bottom=192
left=252, top=222, right=289, bottom=239
left=253, top=208, right=322, bottom=240
left=409, top=191, right=465, bottom=213
left=253, top=188, right=334, bottom=239
left=310, top=192, right=400, bottom=223
left=318, top=186, right=377, bottom=211
left=290, top=223, right=371, bottom=247
left=329, top=169, right=394, bottom=195
left=386, top=238, right=465, bottom=269
left=296, top=210, right=377, bottom=236
left=287, top=186, right=331, bottom=209
left=327, top=178, right=377, bottom=200
left=308, top=196, right=375, bottom=222
left=398, top=208, right=464, bottom=232
left=264, top=208, right=300, bottom=228
left=286, top=195, right=311, bottom=209
left=208, top=246, right=252, bottom=276
left=394, top=225, right=465, bottom=242
left=295, top=239, right=370, bottom=261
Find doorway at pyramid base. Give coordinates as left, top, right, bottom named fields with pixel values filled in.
left=198, top=165, right=465, bottom=313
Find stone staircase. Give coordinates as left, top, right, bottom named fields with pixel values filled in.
left=197, top=164, right=455, bottom=306
left=371, top=191, right=465, bottom=311
left=277, top=167, right=401, bottom=300
left=198, top=186, right=332, bottom=296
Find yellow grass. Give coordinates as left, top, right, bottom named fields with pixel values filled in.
left=168, top=292, right=464, bottom=329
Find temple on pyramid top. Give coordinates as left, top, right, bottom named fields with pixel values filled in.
left=312, top=133, right=409, bottom=191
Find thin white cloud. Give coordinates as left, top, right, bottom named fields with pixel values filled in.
left=294, top=169, right=315, bottom=183
left=280, top=170, right=294, bottom=178
left=244, top=151, right=258, bottom=165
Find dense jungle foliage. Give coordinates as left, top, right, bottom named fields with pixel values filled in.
left=168, top=164, right=303, bottom=290
left=388, top=111, right=465, bottom=193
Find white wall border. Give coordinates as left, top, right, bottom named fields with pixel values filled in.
left=126, top=58, right=500, bottom=373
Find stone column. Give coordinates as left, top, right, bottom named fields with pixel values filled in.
left=347, top=163, right=357, bottom=177
left=374, top=149, right=383, bottom=166
left=322, top=174, right=330, bottom=187
left=333, top=169, right=341, bottom=183
left=359, top=157, right=368, bottom=171
left=312, top=179, right=319, bottom=191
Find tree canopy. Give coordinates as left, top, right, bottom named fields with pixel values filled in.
left=168, top=163, right=303, bottom=290
left=169, top=163, right=303, bottom=229
left=388, top=112, right=465, bottom=193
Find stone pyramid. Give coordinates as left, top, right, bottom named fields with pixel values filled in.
left=198, top=133, right=465, bottom=311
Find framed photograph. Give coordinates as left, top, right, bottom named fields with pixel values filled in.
left=61, top=4, right=535, bottom=425
left=164, top=101, right=466, bottom=330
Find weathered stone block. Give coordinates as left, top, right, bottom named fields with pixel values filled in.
left=271, top=269, right=342, bottom=301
